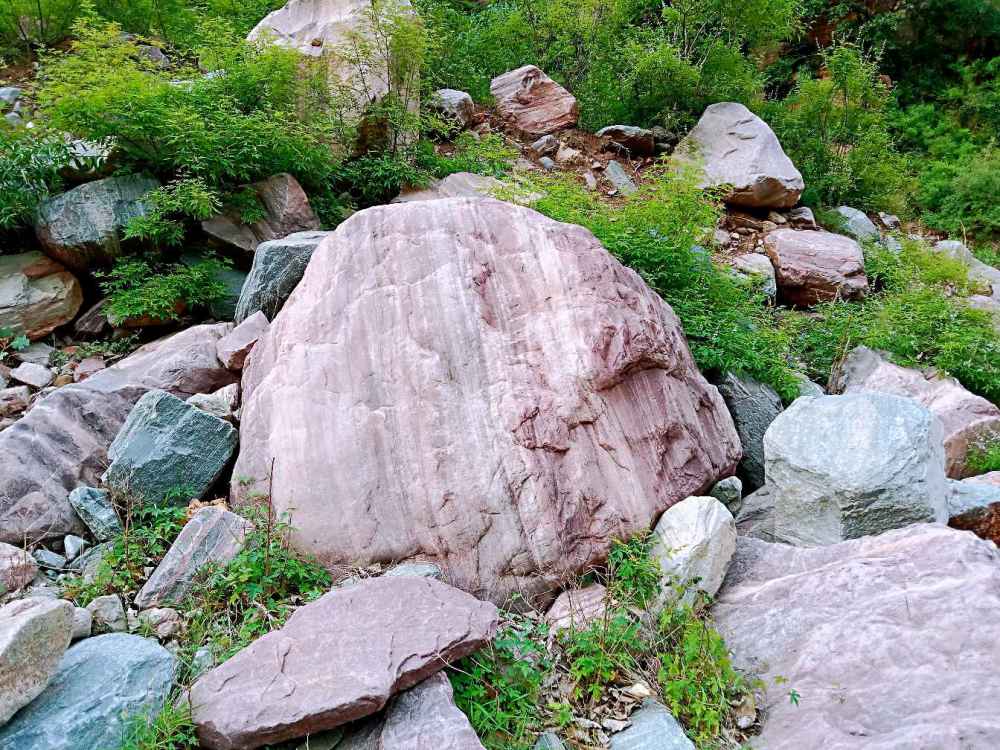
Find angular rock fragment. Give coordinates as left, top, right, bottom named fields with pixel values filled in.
left=764, top=229, right=867, bottom=306
left=189, top=576, right=498, bottom=749
left=10, top=362, right=53, bottom=389
left=833, top=206, right=879, bottom=242
left=715, top=373, right=782, bottom=491
left=597, top=125, right=655, bottom=156
left=545, top=584, right=608, bottom=634
left=609, top=699, right=694, bottom=750
left=68, top=487, right=120, bottom=542
left=216, top=312, right=268, bottom=371
left=431, top=89, right=476, bottom=127
left=0, top=543, right=37, bottom=595
left=490, top=65, right=578, bottom=137
left=0, top=252, right=82, bottom=341
left=392, top=172, right=502, bottom=203
left=86, top=594, right=127, bottom=634
left=234, top=231, right=333, bottom=323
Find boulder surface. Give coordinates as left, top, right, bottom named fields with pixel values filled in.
left=764, top=229, right=868, bottom=305
left=0, top=324, right=236, bottom=545
left=832, top=346, right=1000, bottom=477
left=714, top=525, right=1000, bottom=749
left=232, top=197, right=741, bottom=602
left=490, top=66, right=578, bottom=137
left=676, top=102, right=803, bottom=209
left=0, top=253, right=82, bottom=340
left=234, top=231, right=333, bottom=323
left=715, top=373, right=782, bottom=490
left=189, top=576, right=498, bottom=750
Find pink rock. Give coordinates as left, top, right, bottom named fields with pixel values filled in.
left=715, top=525, right=1000, bottom=749
left=216, top=312, right=268, bottom=371
left=490, top=66, right=578, bottom=138
left=73, top=356, right=106, bottom=382
left=545, top=584, right=608, bottom=633
left=202, top=174, right=320, bottom=254
left=189, top=576, right=498, bottom=750
left=0, top=252, right=83, bottom=341
left=232, top=198, right=740, bottom=603
left=0, top=324, right=237, bottom=545
left=0, top=542, right=37, bottom=594
left=764, top=229, right=867, bottom=306
left=0, top=386, right=30, bottom=417
left=832, top=347, right=1000, bottom=478
left=966, top=471, right=1000, bottom=487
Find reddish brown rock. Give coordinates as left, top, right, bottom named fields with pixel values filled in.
left=949, top=473, right=1000, bottom=545
left=232, top=198, right=740, bottom=603
left=545, top=584, right=608, bottom=634
left=189, top=576, right=498, bottom=750
left=0, top=252, right=83, bottom=341
left=490, top=66, right=578, bottom=138
left=202, top=174, right=320, bottom=254
left=832, top=347, right=1000, bottom=478
left=216, top=312, right=268, bottom=371
left=764, top=228, right=867, bottom=306
left=73, top=356, right=106, bottom=382
left=0, top=324, right=236, bottom=545
left=0, top=386, right=30, bottom=417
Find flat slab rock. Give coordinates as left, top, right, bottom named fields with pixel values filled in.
left=232, top=197, right=740, bottom=603
left=832, top=346, right=1000, bottom=478
left=0, top=323, right=236, bottom=545
left=490, top=65, right=578, bottom=137
left=764, top=229, right=868, bottom=306
left=189, top=576, right=499, bottom=750
left=714, top=524, right=1000, bottom=749
left=0, top=633, right=174, bottom=750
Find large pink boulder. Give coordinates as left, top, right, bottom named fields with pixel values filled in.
left=832, top=346, right=1000, bottom=478
left=189, top=576, right=498, bottom=750
left=764, top=228, right=868, bottom=306
left=232, top=198, right=740, bottom=603
left=714, top=524, right=1000, bottom=749
left=0, top=324, right=236, bottom=545
left=490, top=65, right=578, bottom=138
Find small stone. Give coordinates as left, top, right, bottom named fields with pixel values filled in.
left=137, top=607, right=181, bottom=640
left=609, top=699, right=694, bottom=750
left=68, top=487, right=121, bottom=542
left=708, top=476, right=743, bottom=514
left=539, top=156, right=556, bottom=171
left=731, top=254, right=777, bottom=300
left=0, top=87, right=22, bottom=108
left=71, top=607, right=92, bottom=641
left=14, top=342, right=55, bottom=366
left=787, top=206, right=818, bottom=230
left=234, top=231, right=333, bottom=324
left=583, top=171, right=598, bottom=191
left=10, top=362, right=54, bottom=389
left=68, top=542, right=113, bottom=584
left=33, top=549, right=66, bottom=571
left=0, top=386, right=30, bottom=417
left=555, top=144, right=583, bottom=166
left=86, top=594, right=127, bottom=633
left=383, top=562, right=443, bottom=580
left=879, top=212, right=901, bottom=229
left=187, top=383, right=240, bottom=424
left=431, top=89, right=475, bottom=127
left=534, top=732, right=567, bottom=750
left=545, top=584, right=608, bottom=633
left=62, top=535, right=87, bottom=561
left=216, top=311, right=268, bottom=370
left=605, top=160, right=638, bottom=196
left=834, top=206, right=879, bottom=242
left=72, top=357, right=105, bottom=382
left=767, top=211, right=787, bottom=225
left=715, top=373, right=783, bottom=491
left=596, top=125, right=655, bottom=156
left=192, top=646, right=215, bottom=676
left=0, top=543, right=37, bottom=595
left=531, top=135, right=560, bottom=157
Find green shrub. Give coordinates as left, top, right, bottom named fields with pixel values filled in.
left=97, top=255, right=230, bottom=324
left=967, top=439, right=1000, bottom=475
left=0, top=129, right=72, bottom=231
left=120, top=702, right=198, bottom=750
left=124, top=178, right=221, bottom=247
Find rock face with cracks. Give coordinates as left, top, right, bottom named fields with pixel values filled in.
left=714, top=525, right=1000, bottom=749
left=188, top=576, right=498, bottom=750
left=232, top=197, right=741, bottom=603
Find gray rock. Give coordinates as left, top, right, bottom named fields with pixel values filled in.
left=68, top=487, right=121, bottom=542
left=764, top=393, right=949, bottom=546
left=431, top=89, right=476, bottom=127
left=531, top=134, right=560, bottom=156
left=86, top=594, right=126, bottom=633
left=0, top=633, right=175, bottom=750
left=651, top=497, right=736, bottom=608
left=134, top=506, right=252, bottom=610
left=191, top=646, right=214, bottom=677
left=545, top=584, right=607, bottom=634
left=539, top=156, right=556, bottom=171
left=733, top=484, right=778, bottom=541
left=187, top=383, right=240, bottom=424
left=136, top=607, right=181, bottom=640
left=715, top=525, right=1000, bottom=749
left=0, top=88, right=21, bottom=108
left=708, top=476, right=742, bottom=514
left=34, top=175, right=160, bottom=271
left=787, top=206, right=818, bottom=230
left=180, top=253, right=247, bottom=321
left=605, top=160, right=637, bottom=195
left=534, top=733, right=567, bottom=750
left=337, top=672, right=485, bottom=749
left=933, top=239, right=1000, bottom=300
left=716, top=373, right=783, bottom=491
left=676, top=102, right=803, bottom=209
left=383, top=562, right=443, bottom=580
left=0, top=598, right=74, bottom=726
left=833, top=206, right=879, bottom=242
left=878, top=212, right=901, bottom=229
left=10, top=362, right=53, bottom=389
left=947, top=477, right=1000, bottom=518
left=70, top=607, right=91, bottom=641
left=234, top=230, right=332, bottom=324
left=393, top=172, right=503, bottom=204
left=731, top=253, right=777, bottom=300
left=609, top=699, right=694, bottom=749
left=32, top=549, right=65, bottom=571
left=881, top=234, right=902, bottom=253
left=102, top=389, right=238, bottom=504
left=68, top=542, right=112, bottom=584
left=3, top=112, right=22, bottom=128
left=596, top=125, right=655, bottom=156
left=14, top=342, right=55, bottom=366
left=793, top=373, right=824, bottom=398
left=0, top=543, right=36, bottom=596
left=61, top=535, right=86, bottom=562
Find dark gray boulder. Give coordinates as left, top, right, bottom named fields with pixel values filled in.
left=234, top=230, right=333, bottom=323
left=715, top=373, right=783, bottom=491
left=67, top=487, right=120, bottom=542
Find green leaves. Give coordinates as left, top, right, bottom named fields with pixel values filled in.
left=97, top=255, right=230, bottom=324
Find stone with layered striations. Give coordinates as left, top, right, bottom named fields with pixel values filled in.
left=0, top=252, right=82, bottom=341
left=0, top=387, right=29, bottom=418
left=0, top=597, right=74, bottom=727
left=203, top=173, right=320, bottom=254
left=676, top=102, right=803, bottom=209
left=135, top=506, right=252, bottom=610
left=337, top=672, right=485, bottom=750
left=0, top=324, right=236, bottom=546
left=764, top=393, right=949, bottom=546
left=764, top=229, right=868, bottom=306
left=545, top=584, right=608, bottom=634
left=103, top=390, right=238, bottom=504
left=10, top=362, right=53, bottom=389
left=490, top=65, right=578, bottom=138
left=34, top=175, right=160, bottom=271
left=189, top=576, right=498, bottom=750
left=0, top=633, right=175, bottom=750
left=68, top=487, right=120, bottom=542
left=714, top=524, right=1000, bottom=749
left=393, top=172, right=502, bottom=203
left=831, top=346, right=1000, bottom=478
left=650, top=497, right=735, bottom=608
left=231, top=197, right=741, bottom=603
left=234, top=231, right=333, bottom=324
left=0, top=543, right=37, bottom=596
